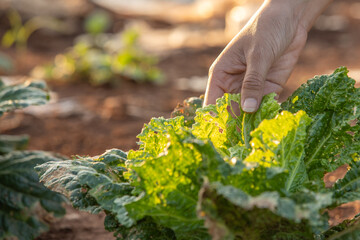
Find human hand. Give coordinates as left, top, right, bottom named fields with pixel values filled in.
left=204, top=0, right=332, bottom=112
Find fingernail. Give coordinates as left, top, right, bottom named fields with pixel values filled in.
left=243, top=98, right=258, bottom=112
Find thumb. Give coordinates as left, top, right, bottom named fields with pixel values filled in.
left=241, top=56, right=271, bottom=113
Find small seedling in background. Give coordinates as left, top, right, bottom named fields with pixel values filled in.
left=1, top=9, right=66, bottom=51
left=32, top=27, right=164, bottom=86
left=2, top=9, right=45, bottom=51
left=112, top=29, right=164, bottom=84
left=84, top=10, right=111, bottom=36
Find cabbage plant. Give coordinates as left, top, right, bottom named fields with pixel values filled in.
left=0, top=79, right=66, bottom=240
left=37, top=67, right=360, bottom=240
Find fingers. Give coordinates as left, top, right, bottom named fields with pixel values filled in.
left=241, top=53, right=272, bottom=113
left=203, top=81, right=224, bottom=106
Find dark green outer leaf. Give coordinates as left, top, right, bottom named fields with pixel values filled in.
left=0, top=134, right=29, bottom=155
left=0, top=79, right=49, bottom=117
left=0, top=151, right=66, bottom=240
left=332, top=161, right=360, bottom=205
left=198, top=181, right=331, bottom=240
left=0, top=209, right=48, bottom=240
left=324, top=216, right=360, bottom=240
left=37, top=149, right=130, bottom=215
left=105, top=215, right=176, bottom=240
left=281, top=67, right=355, bottom=116
left=36, top=149, right=176, bottom=239
left=282, top=67, right=360, bottom=181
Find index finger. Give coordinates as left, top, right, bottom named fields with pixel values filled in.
left=203, top=77, right=225, bottom=106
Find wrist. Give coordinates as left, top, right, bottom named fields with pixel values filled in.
left=300, top=0, right=334, bottom=31
left=266, top=0, right=333, bottom=31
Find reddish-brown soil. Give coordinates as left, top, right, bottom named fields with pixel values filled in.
left=1, top=1, right=360, bottom=239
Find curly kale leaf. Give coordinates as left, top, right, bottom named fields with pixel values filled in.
left=192, top=93, right=280, bottom=156
left=218, top=110, right=311, bottom=195
left=242, top=110, right=311, bottom=193
left=124, top=94, right=315, bottom=238
left=126, top=129, right=222, bottom=240
left=127, top=116, right=186, bottom=161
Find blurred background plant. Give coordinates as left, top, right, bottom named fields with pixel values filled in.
left=31, top=10, right=164, bottom=86
left=1, top=9, right=65, bottom=51
left=84, top=10, right=111, bottom=36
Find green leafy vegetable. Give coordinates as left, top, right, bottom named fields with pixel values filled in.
left=232, top=110, right=311, bottom=195
left=282, top=67, right=360, bottom=181
left=0, top=79, right=48, bottom=116
left=323, top=215, right=360, bottom=240
left=0, top=79, right=65, bottom=240
left=0, top=134, right=29, bottom=154
left=192, top=93, right=279, bottom=155
left=37, top=67, right=360, bottom=239
left=0, top=151, right=66, bottom=240
left=36, top=149, right=177, bottom=239
left=198, top=181, right=331, bottom=240
left=332, top=161, right=360, bottom=206
left=171, top=96, right=204, bottom=127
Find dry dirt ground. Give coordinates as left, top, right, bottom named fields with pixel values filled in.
left=1, top=1, right=360, bottom=239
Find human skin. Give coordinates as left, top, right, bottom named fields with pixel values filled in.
left=204, top=0, right=333, bottom=112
